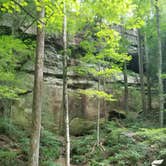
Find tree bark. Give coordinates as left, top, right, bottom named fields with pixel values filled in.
left=144, top=33, right=152, bottom=113
left=63, top=1, right=70, bottom=165
left=103, top=78, right=107, bottom=121
left=29, top=2, right=45, bottom=166
left=123, top=61, right=129, bottom=114
left=155, top=0, right=164, bottom=127
left=97, top=77, right=100, bottom=145
left=120, top=24, right=129, bottom=114
left=137, top=29, right=146, bottom=116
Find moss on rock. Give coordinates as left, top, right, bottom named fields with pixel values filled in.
left=70, top=118, right=95, bottom=136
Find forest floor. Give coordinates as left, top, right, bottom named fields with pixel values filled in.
left=0, top=117, right=166, bottom=166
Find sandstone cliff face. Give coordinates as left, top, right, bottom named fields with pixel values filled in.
left=11, top=39, right=140, bottom=131
left=0, top=21, right=141, bottom=129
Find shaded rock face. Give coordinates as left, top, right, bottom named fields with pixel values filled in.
left=11, top=37, right=140, bottom=129
left=108, top=110, right=126, bottom=120
left=11, top=76, right=98, bottom=129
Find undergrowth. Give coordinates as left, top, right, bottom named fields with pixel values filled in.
left=0, top=118, right=62, bottom=166
left=0, top=118, right=165, bottom=166
left=71, top=120, right=166, bottom=166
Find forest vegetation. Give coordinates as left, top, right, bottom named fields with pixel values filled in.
left=0, top=0, right=166, bottom=166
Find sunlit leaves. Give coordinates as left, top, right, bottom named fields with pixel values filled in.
left=0, top=86, right=26, bottom=100
left=41, top=0, right=80, bottom=34
left=0, top=36, right=32, bottom=69
left=124, top=0, right=151, bottom=29
left=79, top=89, right=116, bottom=101
left=90, top=66, right=122, bottom=77
left=0, top=72, right=15, bottom=82
left=0, top=0, right=27, bottom=13
left=161, top=74, right=166, bottom=79
left=125, top=17, right=145, bottom=29
left=80, top=0, right=134, bottom=24
left=96, top=28, right=120, bottom=47
left=0, top=36, right=33, bottom=99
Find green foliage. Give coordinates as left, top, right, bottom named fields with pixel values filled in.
left=129, top=88, right=142, bottom=112
left=70, top=120, right=166, bottom=166
left=103, top=121, right=127, bottom=146
left=0, top=118, right=26, bottom=138
left=0, top=0, right=27, bottom=13
left=136, top=128, right=166, bottom=144
left=0, top=119, right=28, bottom=165
left=0, top=149, right=18, bottom=166
left=107, top=142, right=148, bottom=165
left=90, top=66, right=122, bottom=77
left=18, top=129, right=62, bottom=164
left=41, top=160, right=60, bottom=166
left=0, top=119, right=62, bottom=165
left=159, top=149, right=166, bottom=158
left=161, top=73, right=166, bottom=79
left=70, top=118, right=95, bottom=136
left=71, top=135, right=95, bottom=164
left=79, top=89, right=115, bottom=101
left=0, top=36, right=32, bottom=69
left=0, top=86, right=26, bottom=100
left=40, top=130, right=62, bottom=162
left=0, top=35, right=33, bottom=100
left=44, top=0, right=80, bottom=35
left=1, top=118, right=165, bottom=166
left=18, top=137, right=29, bottom=161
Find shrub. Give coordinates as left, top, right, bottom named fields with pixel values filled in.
left=0, top=149, right=18, bottom=166
left=0, top=118, right=27, bottom=139
left=40, top=130, right=62, bottom=162
left=41, top=160, right=60, bottom=166
left=71, top=135, right=95, bottom=164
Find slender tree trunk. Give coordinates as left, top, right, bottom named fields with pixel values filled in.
left=103, top=78, right=107, bottom=121
left=63, top=1, right=70, bottom=165
left=137, top=29, right=146, bottom=116
left=155, top=0, right=164, bottom=127
left=120, top=24, right=129, bottom=114
left=144, top=33, right=152, bottom=113
left=97, top=77, right=100, bottom=145
left=123, top=61, right=129, bottom=114
left=29, top=2, right=45, bottom=166
left=150, top=0, right=154, bottom=18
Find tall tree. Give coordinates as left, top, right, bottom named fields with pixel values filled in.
left=29, top=1, right=45, bottom=166
left=155, top=0, right=164, bottom=127
left=123, top=61, right=129, bottom=113
left=120, top=24, right=129, bottom=114
left=62, top=1, right=70, bottom=165
left=144, top=33, right=152, bottom=113
left=137, top=29, right=146, bottom=116
left=97, top=77, right=101, bottom=146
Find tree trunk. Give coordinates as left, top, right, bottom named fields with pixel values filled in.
left=123, top=61, right=129, bottom=114
left=103, top=78, right=107, bottom=121
left=63, top=1, right=70, bottom=165
left=155, top=0, right=164, bottom=127
left=137, top=29, right=146, bottom=116
left=120, top=24, right=129, bottom=114
left=29, top=3, right=45, bottom=166
left=97, top=77, right=100, bottom=145
left=144, top=33, right=152, bottom=113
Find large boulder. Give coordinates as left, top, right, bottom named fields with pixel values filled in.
left=70, top=118, right=95, bottom=136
